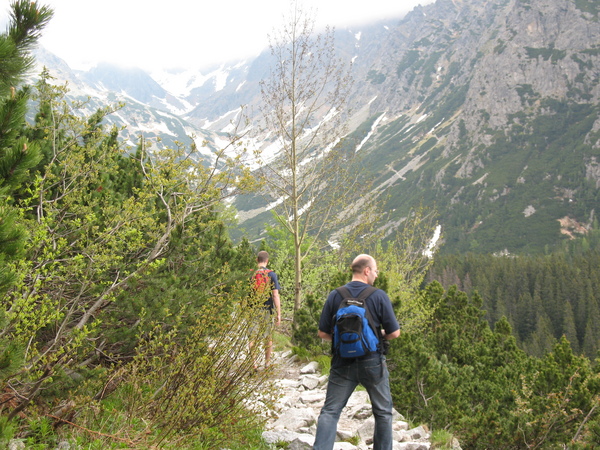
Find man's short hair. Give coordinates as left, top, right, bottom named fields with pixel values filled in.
left=257, top=251, right=270, bottom=263
left=351, top=255, right=373, bottom=274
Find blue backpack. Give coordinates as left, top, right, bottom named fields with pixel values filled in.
left=333, top=286, right=381, bottom=358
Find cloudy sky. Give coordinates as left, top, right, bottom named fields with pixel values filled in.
left=1, top=0, right=433, bottom=72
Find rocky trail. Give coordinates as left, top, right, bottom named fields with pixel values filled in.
left=260, top=350, right=457, bottom=450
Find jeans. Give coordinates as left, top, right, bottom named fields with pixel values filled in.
left=313, top=354, right=393, bottom=450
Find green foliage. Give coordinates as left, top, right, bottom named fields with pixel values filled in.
left=376, top=207, right=439, bottom=333
left=516, top=83, right=539, bottom=105
left=131, top=300, right=276, bottom=447
left=0, top=31, right=257, bottom=442
left=416, top=137, right=438, bottom=156
left=575, top=0, right=599, bottom=17
left=511, top=337, right=600, bottom=448
left=0, top=310, right=24, bottom=380
left=436, top=99, right=600, bottom=255
left=292, top=292, right=329, bottom=354
left=367, top=69, right=386, bottom=85
left=390, top=282, right=600, bottom=448
left=258, top=5, right=355, bottom=315
left=260, top=223, right=355, bottom=344
left=0, top=1, right=52, bottom=296
left=430, top=429, right=456, bottom=449
left=0, top=1, right=53, bottom=92
left=343, top=434, right=360, bottom=445
left=25, top=416, right=56, bottom=448
left=272, top=331, right=291, bottom=352
left=66, top=288, right=276, bottom=448
left=0, top=416, right=17, bottom=445
left=292, top=346, right=312, bottom=360
left=525, top=45, right=567, bottom=63
left=420, top=51, right=443, bottom=88
left=397, top=50, right=421, bottom=77
left=494, top=40, right=507, bottom=54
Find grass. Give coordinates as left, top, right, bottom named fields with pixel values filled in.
left=343, top=434, right=360, bottom=445
left=431, top=429, right=457, bottom=448
left=315, top=354, right=331, bottom=376
left=273, top=331, right=292, bottom=352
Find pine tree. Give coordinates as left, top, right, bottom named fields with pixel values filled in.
left=581, top=319, right=598, bottom=359
left=523, top=312, right=556, bottom=357
left=0, top=1, right=53, bottom=293
left=562, top=301, right=580, bottom=353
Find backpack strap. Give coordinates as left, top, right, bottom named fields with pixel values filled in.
left=253, top=268, right=273, bottom=285
left=335, top=285, right=382, bottom=350
left=336, top=285, right=377, bottom=303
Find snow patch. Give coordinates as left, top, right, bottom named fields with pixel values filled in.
left=150, top=65, right=232, bottom=96
left=295, top=198, right=313, bottom=219
left=201, top=107, right=242, bottom=131
left=136, top=119, right=175, bottom=136
left=214, top=69, right=228, bottom=92
left=428, top=118, right=445, bottom=134
left=523, top=205, right=536, bottom=217
left=266, top=196, right=285, bottom=211
left=424, top=225, right=441, bottom=258
left=356, top=113, right=386, bottom=152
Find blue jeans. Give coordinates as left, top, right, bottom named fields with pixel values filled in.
left=313, top=354, right=393, bottom=450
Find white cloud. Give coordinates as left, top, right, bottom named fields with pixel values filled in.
left=0, top=0, right=434, bottom=72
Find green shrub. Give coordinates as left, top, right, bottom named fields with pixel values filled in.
left=343, top=434, right=360, bottom=445
left=431, top=429, right=456, bottom=448
left=25, top=417, right=56, bottom=448
left=63, top=290, right=279, bottom=449
left=292, top=346, right=311, bottom=361
left=0, top=417, right=17, bottom=446
left=315, top=354, right=331, bottom=376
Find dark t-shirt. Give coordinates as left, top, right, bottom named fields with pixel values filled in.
left=318, top=281, right=400, bottom=366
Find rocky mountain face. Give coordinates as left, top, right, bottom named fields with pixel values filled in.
left=33, top=0, right=600, bottom=254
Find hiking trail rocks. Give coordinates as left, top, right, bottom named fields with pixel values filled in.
left=262, top=350, right=462, bottom=450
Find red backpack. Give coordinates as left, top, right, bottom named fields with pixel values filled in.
left=252, top=268, right=272, bottom=296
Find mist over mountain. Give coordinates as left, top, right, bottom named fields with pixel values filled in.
left=32, top=0, right=600, bottom=255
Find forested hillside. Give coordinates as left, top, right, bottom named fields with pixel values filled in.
left=426, top=232, right=600, bottom=358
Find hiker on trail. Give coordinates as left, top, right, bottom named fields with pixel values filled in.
left=250, top=250, right=281, bottom=368
left=313, top=254, right=400, bottom=450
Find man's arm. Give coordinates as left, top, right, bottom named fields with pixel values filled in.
left=317, top=290, right=337, bottom=342
left=318, top=330, right=332, bottom=341
left=382, top=329, right=400, bottom=340
left=272, top=289, right=281, bottom=326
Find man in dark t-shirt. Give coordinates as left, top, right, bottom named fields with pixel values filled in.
left=313, top=254, right=400, bottom=450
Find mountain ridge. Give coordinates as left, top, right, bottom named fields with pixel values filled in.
left=32, top=0, right=600, bottom=255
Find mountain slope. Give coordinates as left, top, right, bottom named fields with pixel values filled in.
left=223, top=0, right=600, bottom=254
left=357, top=0, right=600, bottom=254
left=33, top=0, right=600, bottom=255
